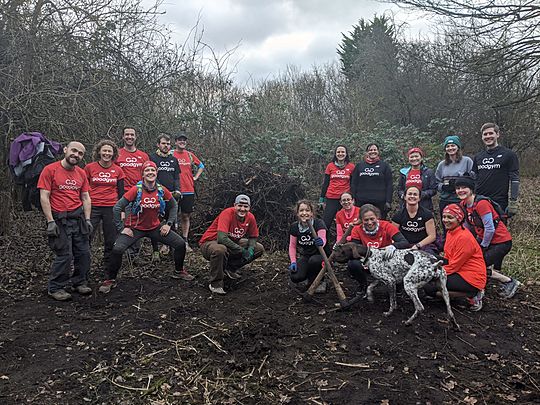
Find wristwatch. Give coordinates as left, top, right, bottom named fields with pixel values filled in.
left=166, top=221, right=174, bottom=227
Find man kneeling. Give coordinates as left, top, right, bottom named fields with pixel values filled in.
left=99, top=161, right=187, bottom=292
left=199, top=194, right=265, bottom=294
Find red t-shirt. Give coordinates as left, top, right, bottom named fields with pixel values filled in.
left=350, top=220, right=399, bottom=248
left=462, top=199, right=512, bottom=244
left=123, top=185, right=172, bottom=231
left=335, top=206, right=360, bottom=242
left=199, top=207, right=259, bottom=245
left=444, top=226, right=487, bottom=290
left=405, top=168, right=423, bottom=191
left=37, top=161, right=90, bottom=212
left=173, top=150, right=201, bottom=194
left=116, top=148, right=149, bottom=192
left=84, top=162, right=125, bottom=207
left=324, top=162, right=355, bottom=199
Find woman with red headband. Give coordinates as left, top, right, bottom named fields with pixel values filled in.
left=99, top=160, right=188, bottom=293
left=424, top=203, right=487, bottom=311
left=398, top=147, right=437, bottom=211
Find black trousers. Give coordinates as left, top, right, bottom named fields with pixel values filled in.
left=290, top=254, right=324, bottom=284
left=347, top=259, right=368, bottom=290
left=424, top=273, right=479, bottom=298
left=90, top=206, right=117, bottom=268
left=484, top=240, right=512, bottom=270
left=107, top=226, right=186, bottom=280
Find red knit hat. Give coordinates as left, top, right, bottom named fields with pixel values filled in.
left=443, top=203, right=465, bottom=223
left=407, top=147, right=424, bottom=157
left=142, top=161, right=157, bottom=171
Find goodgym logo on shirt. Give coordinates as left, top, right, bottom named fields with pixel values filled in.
left=478, top=157, right=501, bottom=170
left=367, top=241, right=380, bottom=248
left=59, top=178, right=80, bottom=190
left=140, top=196, right=159, bottom=209
left=229, top=226, right=246, bottom=239
left=299, top=235, right=313, bottom=245
left=120, top=156, right=143, bottom=168
left=359, top=167, right=379, bottom=177
left=331, top=169, right=350, bottom=179
left=92, top=172, right=116, bottom=184
left=158, top=161, right=175, bottom=172
left=401, top=219, right=425, bottom=233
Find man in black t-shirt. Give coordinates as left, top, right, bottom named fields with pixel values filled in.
left=149, top=134, right=181, bottom=196
left=472, top=123, right=519, bottom=214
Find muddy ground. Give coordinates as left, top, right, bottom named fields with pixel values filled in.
left=1, top=211, right=539, bottom=405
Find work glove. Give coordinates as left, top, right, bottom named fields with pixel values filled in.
left=46, top=220, right=59, bottom=237
left=313, top=236, right=324, bottom=247
left=382, top=245, right=397, bottom=261
left=86, top=219, right=94, bottom=234
left=506, top=200, right=518, bottom=217
left=172, top=190, right=182, bottom=200
left=242, top=246, right=255, bottom=261
left=288, top=262, right=297, bottom=273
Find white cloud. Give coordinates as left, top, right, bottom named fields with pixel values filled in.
left=148, top=0, right=431, bottom=84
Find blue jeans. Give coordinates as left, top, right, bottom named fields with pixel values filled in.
left=48, top=217, right=90, bottom=292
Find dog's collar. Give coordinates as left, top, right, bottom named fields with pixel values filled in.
left=362, top=247, right=372, bottom=266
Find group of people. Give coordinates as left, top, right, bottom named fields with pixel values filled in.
left=38, top=127, right=266, bottom=300
left=38, top=122, right=520, bottom=311
left=295, top=122, right=520, bottom=310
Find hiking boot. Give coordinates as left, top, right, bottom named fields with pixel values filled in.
left=467, top=290, right=484, bottom=312
left=98, top=279, right=116, bottom=294
left=315, top=280, right=327, bottom=294
left=160, top=245, right=170, bottom=256
left=499, top=278, right=521, bottom=299
left=74, top=284, right=92, bottom=295
left=48, top=289, right=72, bottom=301
left=171, top=269, right=195, bottom=281
left=224, top=268, right=242, bottom=280
left=209, top=284, right=226, bottom=295
left=151, top=251, right=161, bottom=263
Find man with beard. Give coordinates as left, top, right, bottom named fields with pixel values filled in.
left=38, top=141, right=93, bottom=301
left=116, top=127, right=149, bottom=193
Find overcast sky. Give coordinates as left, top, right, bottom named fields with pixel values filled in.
left=151, top=0, right=430, bottom=85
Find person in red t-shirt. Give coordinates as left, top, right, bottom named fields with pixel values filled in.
left=173, top=131, right=205, bottom=251
left=347, top=204, right=409, bottom=294
left=98, top=161, right=188, bottom=293
left=424, top=204, right=487, bottom=311
left=334, top=192, right=360, bottom=243
left=37, top=141, right=92, bottom=301
left=397, top=147, right=437, bottom=211
left=455, top=176, right=520, bottom=299
left=319, top=145, right=355, bottom=231
left=199, top=194, right=265, bottom=295
left=84, top=140, right=125, bottom=270
left=116, top=126, right=149, bottom=193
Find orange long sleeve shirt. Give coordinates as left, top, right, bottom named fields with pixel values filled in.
left=443, top=226, right=487, bottom=290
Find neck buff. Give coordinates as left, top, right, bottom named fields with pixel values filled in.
left=298, top=218, right=314, bottom=233
left=334, top=161, right=346, bottom=168
left=365, top=155, right=380, bottom=164
left=155, top=149, right=170, bottom=158
left=363, top=220, right=379, bottom=236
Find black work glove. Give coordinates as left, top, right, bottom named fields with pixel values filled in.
left=86, top=219, right=94, bottom=234
left=47, top=220, right=59, bottom=237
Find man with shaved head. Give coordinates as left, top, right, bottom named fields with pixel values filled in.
left=38, top=141, right=93, bottom=301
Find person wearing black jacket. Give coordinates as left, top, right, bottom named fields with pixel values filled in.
left=473, top=123, right=519, bottom=215
left=351, top=144, right=393, bottom=219
left=149, top=134, right=181, bottom=196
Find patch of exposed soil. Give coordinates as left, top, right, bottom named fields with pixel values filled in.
left=1, top=211, right=539, bottom=404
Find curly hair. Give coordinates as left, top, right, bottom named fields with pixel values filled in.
left=92, top=139, right=119, bottom=162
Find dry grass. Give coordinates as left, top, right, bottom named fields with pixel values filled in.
left=505, top=177, right=540, bottom=282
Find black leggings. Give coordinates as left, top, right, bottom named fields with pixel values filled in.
left=424, top=273, right=479, bottom=298
left=322, top=198, right=342, bottom=229
left=290, top=254, right=323, bottom=284
left=107, top=226, right=186, bottom=280
left=484, top=240, right=512, bottom=270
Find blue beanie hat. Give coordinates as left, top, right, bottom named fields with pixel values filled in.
left=443, top=135, right=461, bottom=148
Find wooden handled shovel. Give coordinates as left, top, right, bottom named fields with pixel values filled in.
left=303, top=220, right=348, bottom=306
